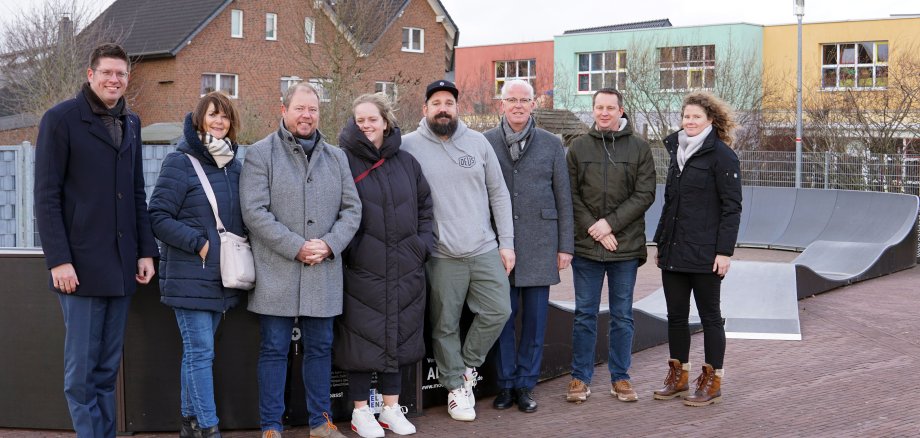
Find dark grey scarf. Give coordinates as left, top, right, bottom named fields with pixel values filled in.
left=81, top=82, right=128, bottom=146
left=501, top=115, right=535, bottom=162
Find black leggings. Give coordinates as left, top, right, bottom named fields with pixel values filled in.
left=662, top=270, right=725, bottom=369
left=347, top=366, right=409, bottom=402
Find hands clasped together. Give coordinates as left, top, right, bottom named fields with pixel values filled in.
left=587, top=218, right=618, bottom=252
left=297, top=239, right=333, bottom=266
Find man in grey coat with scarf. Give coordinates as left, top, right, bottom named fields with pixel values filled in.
left=484, top=79, right=574, bottom=413
left=240, top=82, right=360, bottom=438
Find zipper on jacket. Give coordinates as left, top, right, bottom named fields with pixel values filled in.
left=224, top=167, right=233, bottom=230
left=602, top=142, right=608, bottom=262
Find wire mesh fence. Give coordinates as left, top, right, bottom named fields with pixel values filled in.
left=651, top=148, right=920, bottom=195
left=2, top=142, right=919, bottom=254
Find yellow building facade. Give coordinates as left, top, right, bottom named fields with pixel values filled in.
left=763, top=17, right=920, bottom=134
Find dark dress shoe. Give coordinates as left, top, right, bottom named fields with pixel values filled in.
left=516, top=387, right=538, bottom=413
left=199, top=424, right=221, bottom=438
left=493, top=388, right=515, bottom=409
left=180, top=416, right=199, bottom=438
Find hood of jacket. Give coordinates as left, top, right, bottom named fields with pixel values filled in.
left=588, top=113, right=634, bottom=142
left=338, top=117, right=402, bottom=162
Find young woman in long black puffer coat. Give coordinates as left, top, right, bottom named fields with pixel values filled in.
left=652, top=91, right=742, bottom=407
left=334, top=93, right=434, bottom=437
left=148, top=92, right=246, bottom=437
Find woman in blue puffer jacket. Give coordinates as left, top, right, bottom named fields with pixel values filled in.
left=148, top=91, right=245, bottom=438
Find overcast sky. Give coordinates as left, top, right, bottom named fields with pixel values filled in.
left=0, top=0, right=916, bottom=47
left=440, top=0, right=917, bottom=46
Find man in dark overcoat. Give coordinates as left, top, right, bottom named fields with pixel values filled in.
left=34, top=43, right=158, bottom=437
left=484, top=79, right=574, bottom=413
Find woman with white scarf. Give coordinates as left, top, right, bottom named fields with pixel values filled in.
left=148, top=91, right=246, bottom=437
left=652, top=91, right=743, bottom=407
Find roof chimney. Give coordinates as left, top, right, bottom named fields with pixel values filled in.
left=58, top=14, right=74, bottom=44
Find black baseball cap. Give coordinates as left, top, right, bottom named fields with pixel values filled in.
left=425, top=80, right=459, bottom=101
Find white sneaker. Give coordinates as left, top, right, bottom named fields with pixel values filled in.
left=463, top=368, right=478, bottom=407
left=378, top=404, right=417, bottom=435
left=447, top=387, right=476, bottom=421
left=350, top=406, right=384, bottom=438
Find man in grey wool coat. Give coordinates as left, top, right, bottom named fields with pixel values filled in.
left=240, top=82, right=360, bottom=438
left=484, top=79, right=574, bottom=414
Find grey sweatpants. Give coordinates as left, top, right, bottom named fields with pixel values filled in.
left=427, top=248, right=512, bottom=390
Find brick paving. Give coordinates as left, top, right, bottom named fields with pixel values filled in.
left=2, top=248, right=918, bottom=437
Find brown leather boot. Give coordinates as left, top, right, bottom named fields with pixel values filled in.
left=683, top=364, right=722, bottom=406
left=653, top=359, right=690, bottom=400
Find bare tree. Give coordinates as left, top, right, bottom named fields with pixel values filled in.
left=551, top=62, right=591, bottom=117
left=0, top=0, right=123, bottom=118
left=802, top=43, right=920, bottom=155
left=622, top=34, right=773, bottom=149
left=284, top=0, right=425, bottom=138
left=797, top=44, right=920, bottom=191
left=456, top=63, right=500, bottom=132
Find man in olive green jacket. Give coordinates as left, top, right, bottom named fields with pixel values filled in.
left=565, top=88, right=656, bottom=404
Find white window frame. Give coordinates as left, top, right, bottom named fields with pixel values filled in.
left=820, top=41, right=888, bottom=90
left=576, top=51, right=626, bottom=94
left=375, top=81, right=398, bottom=102
left=658, top=45, right=715, bottom=92
left=231, top=9, right=243, bottom=38
left=308, top=78, right=332, bottom=103
left=281, top=76, right=303, bottom=99
left=402, top=27, right=424, bottom=53
left=304, top=17, right=316, bottom=44
left=495, top=59, right=536, bottom=98
left=265, top=13, right=278, bottom=41
left=200, top=73, right=238, bottom=98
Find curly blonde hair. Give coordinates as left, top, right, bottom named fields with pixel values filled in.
left=681, top=91, right=736, bottom=146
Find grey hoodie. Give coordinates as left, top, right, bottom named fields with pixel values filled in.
left=402, top=117, right=514, bottom=258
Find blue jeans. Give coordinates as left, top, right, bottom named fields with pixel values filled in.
left=258, top=315, right=333, bottom=431
left=58, top=294, right=132, bottom=438
left=495, top=286, right=549, bottom=390
left=174, top=308, right=222, bottom=428
left=571, top=256, right=639, bottom=383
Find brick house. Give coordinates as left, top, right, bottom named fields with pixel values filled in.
left=93, top=0, right=458, bottom=141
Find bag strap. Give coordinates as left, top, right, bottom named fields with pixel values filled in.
left=186, top=154, right=227, bottom=232
left=354, top=158, right=385, bottom=183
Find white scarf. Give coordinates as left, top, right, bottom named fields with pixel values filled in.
left=202, top=133, right=235, bottom=168
left=677, top=125, right=712, bottom=171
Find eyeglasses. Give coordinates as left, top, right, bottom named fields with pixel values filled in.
left=93, top=69, right=129, bottom=80
left=503, top=97, right=533, bottom=105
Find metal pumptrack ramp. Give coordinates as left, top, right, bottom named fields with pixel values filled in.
left=628, top=185, right=918, bottom=341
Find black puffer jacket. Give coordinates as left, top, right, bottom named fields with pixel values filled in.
left=333, top=120, right=434, bottom=372
left=654, top=128, right=742, bottom=273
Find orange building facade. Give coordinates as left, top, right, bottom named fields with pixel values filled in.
left=454, top=41, right=554, bottom=114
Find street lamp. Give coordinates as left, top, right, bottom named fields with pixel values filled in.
left=795, top=0, right=804, bottom=188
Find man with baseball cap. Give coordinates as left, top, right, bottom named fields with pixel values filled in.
left=402, top=80, right=515, bottom=422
